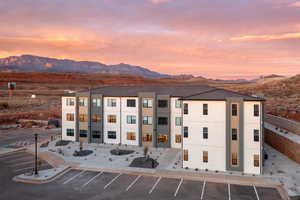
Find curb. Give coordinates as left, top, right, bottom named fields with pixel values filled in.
left=13, top=166, right=72, bottom=184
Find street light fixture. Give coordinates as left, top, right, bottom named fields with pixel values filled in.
left=34, top=133, right=38, bottom=175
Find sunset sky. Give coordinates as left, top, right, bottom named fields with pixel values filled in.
left=0, top=0, right=300, bottom=79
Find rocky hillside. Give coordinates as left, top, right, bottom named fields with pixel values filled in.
left=0, top=55, right=170, bottom=78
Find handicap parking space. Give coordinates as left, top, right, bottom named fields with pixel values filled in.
left=230, top=184, right=257, bottom=200
left=256, top=186, right=283, bottom=200
left=203, top=182, right=229, bottom=200
left=175, top=180, right=203, bottom=200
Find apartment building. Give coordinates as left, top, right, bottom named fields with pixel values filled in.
left=61, top=85, right=264, bottom=174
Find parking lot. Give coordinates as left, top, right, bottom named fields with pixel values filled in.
left=53, top=168, right=283, bottom=200
left=0, top=150, right=53, bottom=174
left=0, top=150, right=284, bottom=200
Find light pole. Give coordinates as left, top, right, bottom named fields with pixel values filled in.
left=34, top=133, right=38, bottom=175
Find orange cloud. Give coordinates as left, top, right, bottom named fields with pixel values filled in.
left=290, top=1, right=300, bottom=7
left=230, top=32, right=300, bottom=41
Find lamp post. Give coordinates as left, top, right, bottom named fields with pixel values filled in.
left=34, top=133, right=38, bottom=175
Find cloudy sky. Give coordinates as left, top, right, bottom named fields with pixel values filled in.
left=0, top=0, right=300, bottom=79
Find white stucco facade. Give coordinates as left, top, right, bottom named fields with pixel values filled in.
left=182, top=101, right=227, bottom=171
left=243, top=101, right=262, bottom=174
left=61, top=96, right=76, bottom=141
left=120, top=97, right=139, bottom=146
left=170, top=98, right=182, bottom=148
left=103, top=97, right=121, bottom=144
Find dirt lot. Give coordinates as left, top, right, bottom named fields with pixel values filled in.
left=0, top=72, right=299, bottom=124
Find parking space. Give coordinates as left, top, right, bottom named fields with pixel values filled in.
left=203, top=182, right=229, bottom=200
left=230, top=184, right=257, bottom=200
left=0, top=150, right=52, bottom=175
left=53, top=169, right=284, bottom=200
left=256, top=186, right=283, bottom=200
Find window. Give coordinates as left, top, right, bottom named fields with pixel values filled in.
left=127, top=99, right=136, bottom=107
left=143, top=134, right=152, bottom=142
left=232, top=104, right=238, bottom=116
left=175, top=135, right=181, bottom=143
left=232, top=153, right=238, bottom=166
left=107, top=131, right=117, bottom=139
left=175, top=100, right=182, bottom=108
left=107, top=99, right=116, bottom=107
left=184, top=126, right=188, bottom=138
left=66, top=113, right=74, bottom=121
left=79, top=98, right=88, bottom=107
left=66, top=98, right=75, bottom=106
left=203, top=151, right=208, bottom=163
left=232, top=128, right=238, bottom=140
left=127, top=132, right=136, bottom=140
left=66, top=128, right=74, bottom=136
left=254, top=104, right=260, bottom=117
left=143, top=99, right=153, bottom=108
left=108, top=115, right=117, bottom=123
left=184, top=103, right=188, bottom=114
left=158, top=117, right=168, bottom=125
left=203, top=127, right=208, bottom=139
left=79, top=114, right=87, bottom=122
left=254, top=129, right=259, bottom=142
left=92, top=114, right=101, bottom=122
left=92, top=98, right=101, bottom=107
left=203, top=104, right=208, bottom=115
left=79, top=130, right=87, bottom=137
left=143, top=116, right=152, bottom=125
left=183, top=150, right=188, bottom=161
left=254, top=155, right=260, bottom=167
left=175, top=117, right=182, bottom=126
left=158, top=135, right=168, bottom=143
left=127, top=115, right=136, bottom=124
left=158, top=100, right=168, bottom=108
left=92, top=131, right=101, bottom=138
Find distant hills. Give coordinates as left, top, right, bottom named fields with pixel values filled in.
left=0, top=55, right=170, bottom=78
left=0, top=55, right=288, bottom=82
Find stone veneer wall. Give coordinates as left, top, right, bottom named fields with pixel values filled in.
left=264, top=129, right=300, bottom=165
left=265, top=114, right=300, bottom=136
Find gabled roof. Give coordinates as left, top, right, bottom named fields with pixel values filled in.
left=62, top=85, right=264, bottom=101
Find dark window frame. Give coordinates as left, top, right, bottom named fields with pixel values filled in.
left=107, top=131, right=117, bottom=139
left=158, top=100, right=168, bottom=108
left=232, top=128, right=238, bottom=140
left=254, top=104, right=260, bottom=117
left=127, top=99, right=136, bottom=107
left=203, top=127, right=208, bottom=139
left=254, top=129, right=260, bottom=142
left=66, top=128, right=74, bottom=136
left=183, top=103, right=188, bottom=114
left=158, top=117, right=168, bottom=125
left=203, top=104, right=208, bottom=115
left=184, top=126, right=188, bottom=138
left=232, top=104, right=238, bottom=116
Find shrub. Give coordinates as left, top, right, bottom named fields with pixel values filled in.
left=0, top=102, right=8, bottom=110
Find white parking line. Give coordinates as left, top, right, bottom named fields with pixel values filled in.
left=63, top=170, right=86, bottom=185
left=228, top=184, right=231, bottom=200
left=6, top=157, right=32, bottom=163
left=104, top=173, right=122, bottom=189
left=174, top=178, right=183, bottom=197
left=253, top=185, right=260, bottom=200
left=149, top=176, right=162, bottom=194
left=11, top=161, right=34, bottom=167
left=126, top=175, right=142, bottom=191
left=200, top=181, right=206, bottom=200
left=0, top=152, right=26, bottom=159
left=14, top=164, right=48, bottom=172
left=81, top=172, right=103, bottom=188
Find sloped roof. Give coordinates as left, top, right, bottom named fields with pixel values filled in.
left=63, top=85, right=264, bottom=101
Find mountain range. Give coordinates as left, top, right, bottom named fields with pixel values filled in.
left=0, top=55, right=170, bottom=78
